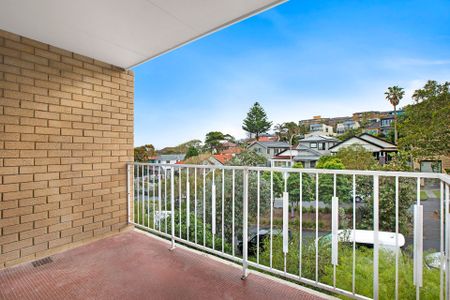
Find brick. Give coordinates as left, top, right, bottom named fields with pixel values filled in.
left=48, top=236, right=72, bottom=248
left=3, top=206, right=33, bottom=218
left=3, top=174, right=33, bottom=184
left=20, top=211, right=48, bottom=223
left=21, top=242, right=48, bottom=257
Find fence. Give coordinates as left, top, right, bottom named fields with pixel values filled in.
left=127, top=162, right=450, bottom=300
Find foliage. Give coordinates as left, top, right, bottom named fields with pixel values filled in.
left=204, top=131, right=226, bottom=153
left=158, top=139, right=202, bottom=155
left=385, top=85, right=405, bottom=144
left=227, top=150, right=267, bottom=167
left=242, top=102, right=272, bottom=140
left=335, top=144, right=377, bottom=170
left=185, top=146, right=199, bottom=159
left=337, top=127, right=362, bottom=141
left=316, top=156, right=345, bottom=169
left=259, top=236, right=440, bottom=299
left=134, top=144, right=156, bottom=162
left=273, top=122, right=307, bottom=144
left=398, top=80, right=450, bottom=158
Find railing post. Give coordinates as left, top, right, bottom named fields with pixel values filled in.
left=170, top=167, right=176, bottom=250
left=373, top=175, right=379, bottom=300
left=242, top=168, right=249, bottom=279
left=127, top=163, right=131, bottom=224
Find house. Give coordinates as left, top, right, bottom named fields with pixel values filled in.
left=309, top=123, right=335, bottom=136
left=257, top=133, right=279, bottom=142
left=362, top=120, right=381, bottom=135
left=329, top=133, right=398, bottom=164
left=380, top=116, right=394, bottom=135
left=336, top=120, right=360, bottom=134
left=208, top=154, right=234, bottom=165
left=248, top=141, right=290, bottom=163
left=271, top=135, right=339, bottom=168
left=150, top=154, right=186, bottom=164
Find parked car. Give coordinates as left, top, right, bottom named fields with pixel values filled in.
left=237, top=228, right=292, bottom=255
left=318, top=229, right=405, bottom=253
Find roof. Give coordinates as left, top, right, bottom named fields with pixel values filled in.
left=0, top=0, right=285, bottom=69
left=249, top=141, right=290, bottom=149
left=298, top=135, right=339, bottom=143
left=329, top=134, right=397, bottom=152
left=210, top=154, right=233, bottom=165
left=154, top=154, right=186, bottom=161
left=221, top=147, right=243, bottom=155
left=274, top=146, right=322, bottom=161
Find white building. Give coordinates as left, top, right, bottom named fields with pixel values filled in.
left=336, top=120, right=360, bottom=134
left=309, top=123, right=335, bottom=136
left=329, top=133, right=397, bottom=164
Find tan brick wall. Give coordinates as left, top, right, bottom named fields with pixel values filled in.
left=0, top=29, right=134, bottom=268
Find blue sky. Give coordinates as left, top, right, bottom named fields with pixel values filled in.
left=133, top=0, right=450, bottom=148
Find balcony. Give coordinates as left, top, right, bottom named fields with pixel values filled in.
left=1, top=162, right=449, bottom=299
left=0, top=230, right=327, bottom=300
left=127, top=163, right=450, bottom=300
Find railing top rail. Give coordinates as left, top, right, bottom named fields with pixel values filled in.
left=129, top=162, right=450, bottom=181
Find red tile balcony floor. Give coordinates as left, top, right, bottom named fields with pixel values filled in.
left=0, top=230, right=332, bottom=300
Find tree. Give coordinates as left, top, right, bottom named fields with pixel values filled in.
left=227, top=150, right=267, bottom=167
left=185, top=146, right=199, bottom=159
left=134, top=144, right=156, bottom=162
left=204, top=131, right=225, bottom=153
left=384, top=85, right=405, bottom=144
left=398, top=80, right=450, bottom=159
left=335, top=145, right=377, bottom=170
left=242, top=102, right=272, bottom=140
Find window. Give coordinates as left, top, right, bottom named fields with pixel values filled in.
left=318, top=143, right=325, bottom=150
left=267, top=149, right=270, bottom=154
left=310, top=142, right=317, bottom=148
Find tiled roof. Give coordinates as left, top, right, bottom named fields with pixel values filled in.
left=212, top=154, right=233, bottom=164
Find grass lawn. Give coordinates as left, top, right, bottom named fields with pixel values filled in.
left=420, top=190, right=428, bottom=201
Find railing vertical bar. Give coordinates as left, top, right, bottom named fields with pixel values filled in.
left=152, top=165, right=156, bottom=229
left=414, top=177, right=423, bottom=299
left=222, top=169, right=225, bottom=253
left=141, top=165, right=144, bottom=226
left=212, top=169, right=216, bottom=251
left=194, top=167, right=197, bottom=245
left=257, top=170, right=260, bottom=264
left=179, top=168, right=182, bottom=238
left=270, top=170, right=274, bottom=269
left=158, top=167, right=162, bottom=231
left=147, top=165, right=150, bottom=228
left=315, top=172, right=319, bottom=284
left=299, top=172, right=303, bottom=278
left=170, top=167, right=175, bottom=249
left=127, top=164, right=131, bottom=224
left=283, top=171, right=288, bottom=275
left=203, top=168, right=206, bottom=247
left=395, top=176, right=399, bottom=300
left=352, top=174, right=356, bottom=295
left=186, top=168, right=190, bottom=241
left=232, top=169, right=235, bottom=257
left=445, top=183, right=449, bottom=300
left=242, top=168, right=249, bottom=279
left=439, top=180, right=444, bottom=300
left=332, top=173, right=337, bottom=289
left=136, top=164, right=140, bottom=224
left=164, top=168, right=168, bottom=234
left=373, top=175, right=379, bottom=300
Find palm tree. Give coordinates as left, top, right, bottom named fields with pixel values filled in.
left=384, top=86, right=405, bottom=144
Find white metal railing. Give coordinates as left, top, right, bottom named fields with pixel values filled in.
left=127, top=162, right=450, bottom=300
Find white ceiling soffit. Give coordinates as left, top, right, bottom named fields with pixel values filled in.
left=0, top=0, right=286, bottom=69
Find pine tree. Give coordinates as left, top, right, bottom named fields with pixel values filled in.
left=242, top=102, right=272, bottom=140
